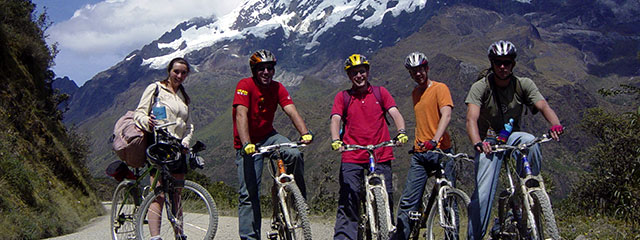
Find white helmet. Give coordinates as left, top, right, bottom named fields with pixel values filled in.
left=487, top=40, right=517, bottom=60
left=249, top=49, right=277, bottom=69
left=404, top=52, right=429, bottom=69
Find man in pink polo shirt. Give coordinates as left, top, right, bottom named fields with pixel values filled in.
left=233, top=49, right=313, bottom=240
left=329, top=53, right=408, bottom=240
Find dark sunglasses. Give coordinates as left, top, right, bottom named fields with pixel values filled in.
left=255, top=64, right=275, bottom=71
left=492, top=59, right=514, bottom=67
left=348, top=69, right=367, bottom=77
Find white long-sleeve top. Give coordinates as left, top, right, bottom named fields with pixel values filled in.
left=134, top=81, right=194, bottom=147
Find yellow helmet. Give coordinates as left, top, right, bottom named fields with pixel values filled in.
left=344, top=54, right=370, bottom=71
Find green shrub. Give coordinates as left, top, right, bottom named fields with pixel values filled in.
left=570, top=85, right=640, bottom=227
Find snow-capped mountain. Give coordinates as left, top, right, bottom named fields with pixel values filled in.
left=64, top=0, right=639, bottom=184
left=133, top=0, right=434, bottom=72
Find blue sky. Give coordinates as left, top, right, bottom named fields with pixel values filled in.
left=31, top=0, right=240, bottom=87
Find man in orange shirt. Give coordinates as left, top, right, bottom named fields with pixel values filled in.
left=394, top=52, right=456, bottom=239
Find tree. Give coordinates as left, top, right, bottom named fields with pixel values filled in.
left=573, top=84, right=640, bottom=226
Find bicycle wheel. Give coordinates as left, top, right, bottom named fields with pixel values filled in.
left=371, top=187, right=390, bottom=240
left=280, top=183, right=312, bottom=240
left=425, top=187, right=470, bottom=240
left=528, top=190, right=560, bottom=240
left=136, top=180, right=218, bottom=240
left=111, top=180, right=139, bottom=240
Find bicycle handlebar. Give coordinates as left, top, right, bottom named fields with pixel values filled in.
left=155, top=121, right=177, bottom=130
left=342, top=140, right=398, bottom=152
left=425, top=149, right=474, bottom=162
left=252, top=142, right=307, bottom=156
left=491, top=134, right=553, bottom=152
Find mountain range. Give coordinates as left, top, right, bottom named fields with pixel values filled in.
left=57, top=0, right=640, bottom=200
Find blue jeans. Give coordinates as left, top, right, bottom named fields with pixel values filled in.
left=394, top=149, right=456, bottom=240
left=334, top=162, right=393, bottom=240
left=236, top=132, right=306, bottom=240
left=467, top=132, right=542, bottom=240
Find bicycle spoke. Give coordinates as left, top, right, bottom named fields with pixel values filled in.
left=136, top=181, right=218, bottom=240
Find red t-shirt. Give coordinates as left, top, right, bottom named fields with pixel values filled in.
left=330, top=85, right=397, bottom=163
left=233, top=77, right=294, bottom=149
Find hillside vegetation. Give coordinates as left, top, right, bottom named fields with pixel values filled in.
left=0, top=1, right=102, bottom=239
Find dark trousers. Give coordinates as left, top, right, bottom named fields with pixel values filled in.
left=394, top=149, right=456, bottom=240
left=236, top=132, right=306, bottom=240
left=333, top=162, right=393, bottom=240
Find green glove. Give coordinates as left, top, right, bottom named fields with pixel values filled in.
left=331, top=140, right=343, bottom=151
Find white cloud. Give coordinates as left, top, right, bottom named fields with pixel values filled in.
left=47, top=0, right=241, bottom=86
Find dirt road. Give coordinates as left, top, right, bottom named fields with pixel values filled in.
left=44, top=203, right=335, bottom=240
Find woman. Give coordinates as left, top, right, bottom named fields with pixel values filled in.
left=134, top=57, right=193, bottom=240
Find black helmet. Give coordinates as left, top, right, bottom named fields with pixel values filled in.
left=488, top=40, right=517, bottom=60
left=249, top=49, right=277, bottom=69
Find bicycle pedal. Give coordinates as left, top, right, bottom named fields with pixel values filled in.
left=267, top=231, right=278, bottom=240
left=408, top=211, right=421, bottom=221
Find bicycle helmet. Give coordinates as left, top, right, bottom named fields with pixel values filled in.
left=344, top=54, right=370, bottom=71
left=147, top=143, right=182, bottom=164
left=487, top=40, right=517, bottom=60
left=249, top=49, right=277, bottom=70
left=404, top=52, right=429, bottom=69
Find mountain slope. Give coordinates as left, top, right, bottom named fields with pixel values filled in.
left=63, top=1, right=638, bottom=203
left=0, top=1, right=102, bottom=238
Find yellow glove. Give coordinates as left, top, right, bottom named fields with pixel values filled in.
left=395, top=133, right=409, bottom=144
left=243, top=143, right=256, bottom=155
left=331, top=140, right=343, bottom=151
left=300, top=132, right=313, bottom=142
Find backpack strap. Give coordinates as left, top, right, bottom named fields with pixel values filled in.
left=371, top=86, right=391, bottom=125
left=513, top=77, right=538, bottom=115
left=342, top=90, right=351, bottom=120
left=148, top=83, right=160, bottom=113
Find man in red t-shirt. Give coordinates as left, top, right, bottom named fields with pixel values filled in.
left=329, top=54, right=408, bottom=240
left=232, top=49, right=313, bottom=240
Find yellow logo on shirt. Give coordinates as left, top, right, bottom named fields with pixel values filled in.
left=236, top=89, right=248, bottom=96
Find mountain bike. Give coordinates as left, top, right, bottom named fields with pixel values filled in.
left=342, top=140, right=398, bottom=240
left=406, top=149, right=472, bottom=240
left=110, top=165, right=151, bottom=240
left=125, top=122, right=218, bottom=240
left=253, top=141, right=312, bottom=240
left=489, top=134, right=560, bottom=240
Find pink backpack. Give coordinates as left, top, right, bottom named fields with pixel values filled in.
left=112, top=111, right=148, bottom=168
left=111, top=84, right=159, bottom=168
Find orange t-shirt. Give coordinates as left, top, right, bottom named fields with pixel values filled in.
left=412, top=81, right=454, bottom=151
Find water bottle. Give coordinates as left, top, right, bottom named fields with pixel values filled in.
left=486, top=127, right=497, bottom=145
left=152, top=97, right=167, bottom=121
left=497, top=118, right=514, bottom=143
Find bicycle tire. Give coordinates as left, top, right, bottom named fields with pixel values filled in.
left=111, top=180, right=139, bottom=240
left=136, top=180, right=218, bottom=240
left=529, top=190, right=560, bottom=240
left=372, top=187, right=390, bottom=240
left=425, top=187, right=470, bottom=240
left=281, top=183, right=312, bottom=240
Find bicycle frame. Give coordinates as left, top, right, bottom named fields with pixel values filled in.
left=343, top=140, right=397, bottom=239
left=253, top=142, right=308, bottom=239
left=493, top=135, right=554, bottom=239
left=408, top=150, right=472, bottom=239
left=142, top=122, right=197, bottom=236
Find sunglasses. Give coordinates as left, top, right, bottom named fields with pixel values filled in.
left=255, top=64, right=275, bottom=71
left=347, top=69, right=367, bottom=77
left=492, top=59, right=514, bottom=67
